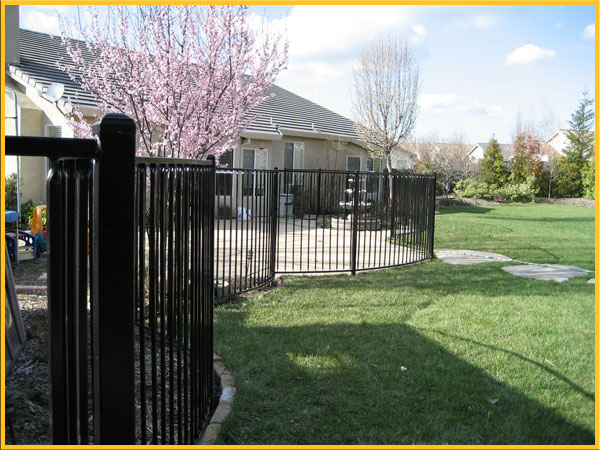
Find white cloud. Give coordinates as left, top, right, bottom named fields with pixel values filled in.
left=250, top=5, right=423, bottom=119
left=255, top=5, right=418, bottom=60
left=420, top=94, right=502, bottom=117
left=472, top=14, right=497, bottom=30
left=412, top=24, right=427, bottom=37
left=582, top=23, right=595, bottom=40
left=451, top=13, right=500, bottom=31
left=505, top=44, right=555, bottom=65
left=21, top=10, right=62, bottom=35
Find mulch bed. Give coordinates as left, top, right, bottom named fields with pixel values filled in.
left=5, top=258, right=50, bottom=445
left=438, top=196, right=594, bottom=208
left=5, top=255, right=220, bottom=445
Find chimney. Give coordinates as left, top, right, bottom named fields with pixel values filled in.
left=5, top=5, right=20, bottom=65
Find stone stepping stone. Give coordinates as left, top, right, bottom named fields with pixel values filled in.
left=501, top=264, right=590, bottom=283
left=435, top=249, right=512, bottom=265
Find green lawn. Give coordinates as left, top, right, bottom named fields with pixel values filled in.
left=434, top=202, right=595, bottom=269
left=214, top=203, right=596, bottom=445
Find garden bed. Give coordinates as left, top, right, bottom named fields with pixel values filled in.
left=5, top=257, right=220, bottom=445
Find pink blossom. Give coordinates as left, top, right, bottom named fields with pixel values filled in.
left=57, top=5, right=288, bottom=159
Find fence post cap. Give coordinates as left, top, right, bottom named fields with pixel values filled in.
left=207, top=154, right=216, bottom=165
left=92, top=113, right=136, bottom=136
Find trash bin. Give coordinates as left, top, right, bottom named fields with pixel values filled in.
left=278, top=193, right=293, bottom=217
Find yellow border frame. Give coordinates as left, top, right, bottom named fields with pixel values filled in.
left=0, top=1, right=598, bottom=449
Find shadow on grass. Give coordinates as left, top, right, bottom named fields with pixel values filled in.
left=416, top=328, right=594, bottom=401
left=437, top=205, right=493, bottom=215
left=474, top=215, right=595, bottom=224
left=215, top=315, right=594, bottom=445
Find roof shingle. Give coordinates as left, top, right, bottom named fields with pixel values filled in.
left=10, top=29, right=359, bottom=140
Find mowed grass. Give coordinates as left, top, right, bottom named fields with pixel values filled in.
left=434, top=202, right=595, bottom=269
left=214, top=203, right=595, bottom=445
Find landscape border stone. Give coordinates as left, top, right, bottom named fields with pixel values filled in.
left=197, top=354, right=236, bottom=445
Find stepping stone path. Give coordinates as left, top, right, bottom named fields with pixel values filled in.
left=435, top=249, right=593, bottom=283
left=501, top=264, right=589, bottom=283
left=435, top=249, right=512, bottom=265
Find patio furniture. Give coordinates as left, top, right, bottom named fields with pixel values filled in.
left=5, top=209, right=37, bottom=263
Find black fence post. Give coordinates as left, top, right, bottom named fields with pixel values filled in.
left=350, top=171, right=360, bottom=275
left=92, top=113, right=137, bottom=444
left=389, top=171, right=396, bottom=239
left=316, top=168, right=322, bottom=216
left=270, top=168, right=279, bottom=277
left=428, top=173, right=437, bottom=258
left=46, top=157, right=68, bottom=443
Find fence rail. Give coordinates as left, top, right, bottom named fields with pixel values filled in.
left=215, top=168, right=436, bottom=297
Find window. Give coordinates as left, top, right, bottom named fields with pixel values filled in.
left=347, top=156, right=361, bottom=172
left=216, top=149, right=234, bottom=196
left=284, top=142, right=305, bottom=170
left=242, top=148, right=267, bottom=196
left=365, top=157, right=380, bottom=194
left=45, top=125, right=62, bottom=138
left=283, top=142, right=305, bottom=187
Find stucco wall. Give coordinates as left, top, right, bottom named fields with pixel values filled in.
left=234, top=135, right=371, bottom=171
left=5, top=80, right=49, bottom=205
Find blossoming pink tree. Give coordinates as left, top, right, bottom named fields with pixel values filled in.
left=58, top=5, right=288, bottom=159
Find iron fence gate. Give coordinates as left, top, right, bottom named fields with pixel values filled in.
left=214, top=168, right=436, bottom=298
left=5, top=114, right=215, bottom=445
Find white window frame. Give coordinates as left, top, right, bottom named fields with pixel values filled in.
left=283, top=141, right=305, bottom=170
left=242, top=148, right=268, bottom=196
left=284, top=141, right=305, bottom=187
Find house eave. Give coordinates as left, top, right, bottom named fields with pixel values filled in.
left=239, top=130, right=283, bottom=141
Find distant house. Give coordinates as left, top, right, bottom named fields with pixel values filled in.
left=545, top=129, right=595, bottom=156
left=4, top=6, right=414, bottom=204
left=467, top=142, right=514, bottom=163
left=391, top=145, right=417, bottom=170
left=545, top=129, right=571, bottom=154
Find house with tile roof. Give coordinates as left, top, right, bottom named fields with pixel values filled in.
left=4, top=6, right=414, bottom=204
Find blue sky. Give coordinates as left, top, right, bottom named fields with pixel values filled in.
left=19, top=4, right=596, bottom=144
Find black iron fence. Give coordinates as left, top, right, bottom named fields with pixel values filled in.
left=5, top=114, right=215, bottom=445
left=134, top=158, right=215, bottom=444
left=215, top=168, right=436, bottom=297
left=6, top=114, right=435, bottom=443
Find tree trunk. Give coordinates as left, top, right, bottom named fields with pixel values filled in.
left=387, top=156, right=393, bottom=202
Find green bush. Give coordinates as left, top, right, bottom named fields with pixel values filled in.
left=498, top=179, right=536, bottom=202
left=454, top=177, right=495, bottom=200
left=454, top=177, right=535, bottom=202
left=581, top=155, right=595, bottom=199
left=20, top=200, right=36, bottom=228
left=554, top=157, right=582, bottom=198
left=5, top=173, right=19, bottom=212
